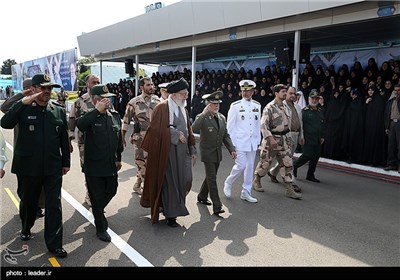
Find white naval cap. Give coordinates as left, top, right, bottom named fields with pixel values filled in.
left=239, top=79, right=256, bottom=90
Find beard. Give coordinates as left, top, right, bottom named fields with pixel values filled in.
left=176, top=98, right=187, bottom=108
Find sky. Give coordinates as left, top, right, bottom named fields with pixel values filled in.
left=1, top=0, right=181, bottom=65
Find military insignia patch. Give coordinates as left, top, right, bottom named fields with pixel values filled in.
left=44, top=74, right=51, bottom=82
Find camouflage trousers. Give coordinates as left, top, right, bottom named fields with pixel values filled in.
left=270, top=131, right=299, bottom=178
left=254, top=135, right=294, bottom=183
left=132, top=134, right=148, bottom=183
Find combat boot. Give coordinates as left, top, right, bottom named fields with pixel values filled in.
left=285, top=183, right=302, bottom=199
left=252, top=174, right=264, bottom=192
left=133, top=178, right=143, bottom=195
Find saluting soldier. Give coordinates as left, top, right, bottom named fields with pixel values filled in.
left=68, top=74, right=100, bottom=206
left=122, top=77, right=160, bottom=195
left=76, top=85, right=123, bottom=242
left=253, top=84, right=302, bottom=199
left=192, top=91, right=236, bottom=215
left=1, top=73, right=70, bottom=258
left=293, top=89, right=325, bottom=183
left=223, top=80, right=261, bottom=203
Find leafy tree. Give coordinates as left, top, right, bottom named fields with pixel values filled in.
left=1, top=59, right=17, bottom=75
left=77, top=56, right=95, bottom=74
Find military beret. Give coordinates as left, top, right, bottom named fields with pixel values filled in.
left=22, top=78, right=32, bottom=90
left=166, top=78, right=189, bottom=93
left=239, top=79, right=256, bottom=90
left=309, top=89, right=320, bottom=98
left=91, top=84, right=116, bottom=97
left=32, top=73, right=61, bottom=88
left=202, top=91, right=223, bottom=103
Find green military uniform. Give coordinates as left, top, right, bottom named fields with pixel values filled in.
left=293, top=97, right=325, bottom=180
left=1, top=74, right=70, bottom=252
left=192, top=91, right=235, bottom=213
left=76, top=85, right=123, bottom=236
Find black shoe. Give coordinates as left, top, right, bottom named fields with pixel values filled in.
left=49, top=248, right=68, bottom=258
left=383, top=165, right=397, bottom=171
left=197, top=197, right=212, bottom=206
left=213, top=207, right=225, bottom=215
left=96, top=231, right=111, bottom=242
left=167, top=218, right=180, bottom=227
left=293, top=166, right=297, bottom=178
left=36, top=207, right=44, bottom=218
left=20, top=232, right=31, bottom=241
left=306, top=177, right=320, bottom=183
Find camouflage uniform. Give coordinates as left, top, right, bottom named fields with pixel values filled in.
left=122, top=94, right=160, bottom=192
left=253, top=100, right=301, bottom=199
left=68, top=93, right=95, bottom=205
left=68, top=93, right=95, bottom=168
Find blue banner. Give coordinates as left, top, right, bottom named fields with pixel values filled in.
left=11, top=49, right=77, bottom=92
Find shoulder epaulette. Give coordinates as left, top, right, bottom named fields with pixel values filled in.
left=251, top=100, right=261, bottom=106
left=303, top=106, right=310, bottom=111
left=231, top=100, right=241, bottom=106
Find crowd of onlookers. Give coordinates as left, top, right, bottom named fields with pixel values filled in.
left=0, top=85, right=14, bottom=100
left=74, top=57, right=400, bottom=167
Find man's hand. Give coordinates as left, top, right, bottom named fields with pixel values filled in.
left=230, top=151, right=237, bottom=160
left=116, top=161, right=122, bottom=171
left=191, top=154, right=197, bottom=166
left=95, top=98, right=111, bottom=113
left=62, top=167, right=70, bottom=175
left=299, top=138, right=305, bottom=146
left=178, top=131, right=187, bottom=143
left=21, top=92, right=42, bottom=105
left=0, top=169, right=5, bottom=179
left=267, top=136, right=278, bottom=149
left=22, top=89, right=34, bottom=97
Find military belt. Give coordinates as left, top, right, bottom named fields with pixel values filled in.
left=271, top=130, right=290, bottom=135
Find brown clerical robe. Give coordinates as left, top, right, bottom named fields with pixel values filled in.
left=141, top=99, right=196, bottom=223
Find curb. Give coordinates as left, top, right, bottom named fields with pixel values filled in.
left=294, top=153, right=400, bottom=185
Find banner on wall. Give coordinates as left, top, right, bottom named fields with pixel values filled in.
left=11, top=48, right=77, bottom=92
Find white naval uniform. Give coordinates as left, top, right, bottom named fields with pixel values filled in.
left=225, top=98, right=261, bottom=193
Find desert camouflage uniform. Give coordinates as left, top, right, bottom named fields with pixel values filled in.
left=122, top=94, right=160, bottom=189
left=68, top=93, right=95, bottom=168
left=254, top=100, right=294, bottom=182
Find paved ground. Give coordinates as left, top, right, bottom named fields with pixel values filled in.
left=0, top=109, right=399, bottom=273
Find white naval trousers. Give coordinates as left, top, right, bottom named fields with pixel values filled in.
left=225, top=150, right=257, bottom=193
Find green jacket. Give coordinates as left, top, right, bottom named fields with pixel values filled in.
left=302, top=105, right=325, bottom=145
left=1, top=100, right=70, bottom=176
left=192, top=111, right=235, bottom=163
left=77, top=108, right=123, bottom=177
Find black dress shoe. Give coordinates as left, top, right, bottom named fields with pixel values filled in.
left=20, top=232, right=31, bottom=241
left=383, top=165, right=397, bottom=171
left=49, top=248, right=68, bottom=258
left=36, top=207, right=44, bottom=218
left=213, top=207, right=225, bottom=215
left=306, top=177, right=320, bottom=183
left=197, top=197, right=212, bottom=206
left=96, top=231, right=111, bottom=242
left=167, top=218, right=180, bottom=227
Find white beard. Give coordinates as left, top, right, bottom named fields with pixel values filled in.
left=176, top=99, right=187, bottom=108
